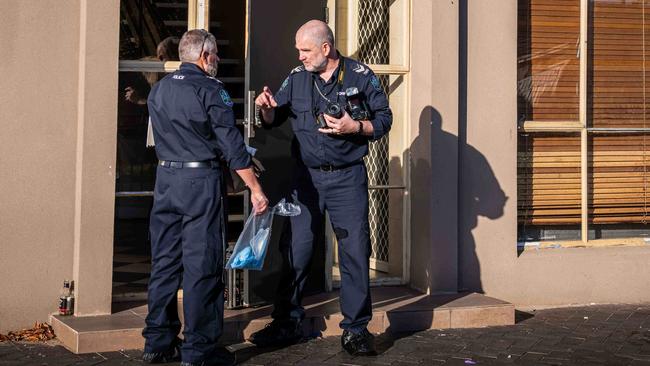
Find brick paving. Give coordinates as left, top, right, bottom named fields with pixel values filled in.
left=2, top=304, right=650, bottom=365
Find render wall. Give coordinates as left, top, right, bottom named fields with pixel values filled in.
left=411, top=0, right=650, bottom=306
left=0, top=0, right=119, bottom=332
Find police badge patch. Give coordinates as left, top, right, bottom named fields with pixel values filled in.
left=370, top=75, right=383, bottom=92
left=220, top=89, right=233, bottom=107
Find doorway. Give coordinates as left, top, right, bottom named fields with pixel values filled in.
left=113, top=0, right=248, bottom=303
left=111, top=0, right=410, bottom=307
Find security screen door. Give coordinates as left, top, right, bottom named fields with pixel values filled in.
left=243, top=0, right=329, bottom=304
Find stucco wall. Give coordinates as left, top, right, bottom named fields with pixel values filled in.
left=459, top=0, right=517, bottom=296
left=409, top=0, right=460, bottom=295
left=0, top=1, right=81, bottom=333
left=0, top=0, right=118, bottom=332
left=411, top=0, right=650, bottom=306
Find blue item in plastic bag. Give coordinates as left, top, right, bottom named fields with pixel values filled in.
left=225, top=199, right=300, bottom=270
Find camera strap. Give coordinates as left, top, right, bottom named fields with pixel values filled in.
left=312, top=57, right=346, bottom=106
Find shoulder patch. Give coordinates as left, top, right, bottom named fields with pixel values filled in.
left=220, top=89, right=234, bottom=107
left=370, top=75, right=383, bottom=92
left=290, top=65, right=305, bottom=74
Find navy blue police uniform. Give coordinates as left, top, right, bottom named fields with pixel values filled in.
left=269, top=55, right=392, bottom=332
left=143, top=63, right=251, bottom=363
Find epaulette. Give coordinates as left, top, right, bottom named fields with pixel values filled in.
left=349, top=60, right=371, bottom=76
left=205, top=76, right=224, bottom=84
left=290, top=65, right=305, bottom=74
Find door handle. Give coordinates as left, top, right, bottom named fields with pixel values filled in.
left=245, top=90, right=257, bottom=139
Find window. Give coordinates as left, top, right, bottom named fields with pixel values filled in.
left=518, top=0, right=650, bottom=246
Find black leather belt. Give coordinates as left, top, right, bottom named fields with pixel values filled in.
left=314, top=161, right=361, bottom=172
left=159, top=160, right=219, bottom=168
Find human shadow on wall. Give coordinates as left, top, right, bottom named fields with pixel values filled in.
left=378, top=106, right=507, bottom=352
left=456, top=110, right=509, bottom=294
left=411, top=105, right=507, bottom=294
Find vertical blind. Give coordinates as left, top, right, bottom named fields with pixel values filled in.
left=518, top=0, right=650, bottom=227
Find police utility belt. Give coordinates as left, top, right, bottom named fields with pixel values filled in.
left=312, top=161, right=362, bottom=172
left=159, top=160, right=219, bottom=169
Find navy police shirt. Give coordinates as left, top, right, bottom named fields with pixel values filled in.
left=270, top=55, right=392, bottom=168
left=148, top=63, right=251, bottom=170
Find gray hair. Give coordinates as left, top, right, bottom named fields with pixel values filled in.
left=179, top=29, right=217, bottom=62
left=321, top=26, right=334, bottom=47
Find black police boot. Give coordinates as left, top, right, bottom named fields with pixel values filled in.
left=341, top=328, right=377, bottom=356
left=142, top=338, right=182, bottom=363
left=249, top=318, right=303, bottom=347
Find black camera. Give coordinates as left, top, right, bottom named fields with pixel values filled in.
left=345, top=87, right=371, bottom=121
left=315, top=102, right=343, bottom=129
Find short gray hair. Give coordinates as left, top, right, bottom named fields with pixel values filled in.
left=179, top=29, right=217, bottom=62
left=321, top=27, right=334, bottom=47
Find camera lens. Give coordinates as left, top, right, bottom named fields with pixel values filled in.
left=326, top=103, right=343, bottom=118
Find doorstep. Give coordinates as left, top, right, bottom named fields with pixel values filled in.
left=50, top=286, right=514, bottom=354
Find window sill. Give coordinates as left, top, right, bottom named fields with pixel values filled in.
left=517, top=237, right=650, bottom=252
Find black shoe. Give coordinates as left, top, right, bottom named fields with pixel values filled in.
left=341, top=329, right=376, bottom=356
left=142, top=338, right=182, bottom=363
left=249, top=319, right=303, bottom=347
left=180, top=347, right=236, bottom=366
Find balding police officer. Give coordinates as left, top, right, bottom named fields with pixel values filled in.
left=142, top=29, right=268, bottom=366
left=250, top=20, right=392, bottom=356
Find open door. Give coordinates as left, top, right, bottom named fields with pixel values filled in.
left=241, top=0, right=329, bottom=306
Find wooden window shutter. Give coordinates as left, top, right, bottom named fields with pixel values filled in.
left=590, top=1, right=650, bottom=225
left=518, top=0, right=581, bottom=227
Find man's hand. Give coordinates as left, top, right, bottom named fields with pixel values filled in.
left=319, top=111, right=359, bottom=135
left=255, top=86, right=277, bottom=109
left=124, top=86, right=146, bottom=105
left=235, top=166, right=269, bottom=215
left=250, top=188, right=269, bottom=215
left=255, top=86, right=277, bottom=124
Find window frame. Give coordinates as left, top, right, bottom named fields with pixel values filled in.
left=518, top=0, right=650, bottom=246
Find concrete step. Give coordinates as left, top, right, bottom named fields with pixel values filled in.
left=50, top=287, right=514, bottom=354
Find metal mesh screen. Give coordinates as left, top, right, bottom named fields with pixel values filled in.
left=358, top=0, right=390, bottom=265
left=358, top=0, right=389, bottom=64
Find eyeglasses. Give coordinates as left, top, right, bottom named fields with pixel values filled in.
left=198, top=30, right=214, bottom=60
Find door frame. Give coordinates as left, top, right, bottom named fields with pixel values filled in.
left=328, top=0, right=412, bottom=287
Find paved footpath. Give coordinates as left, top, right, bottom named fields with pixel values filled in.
left=1, top=303, right=650, bottom=365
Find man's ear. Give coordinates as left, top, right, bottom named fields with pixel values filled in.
left=322, top=42, right=330, bottom=55
left=198, top=51, right=208, bottom=68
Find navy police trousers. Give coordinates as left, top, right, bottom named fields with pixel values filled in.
left=273, top=162, right=372, bottom=332
left=143, top=165, right=225, bottom=363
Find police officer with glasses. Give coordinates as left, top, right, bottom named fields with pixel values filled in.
left=142, top=29, right=268, bottom=366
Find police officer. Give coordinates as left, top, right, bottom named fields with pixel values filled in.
left=250, top=20, right=392, bottom=356
left=142, top=29, right=268, bottom=366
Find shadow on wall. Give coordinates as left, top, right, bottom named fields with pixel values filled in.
left=457, top=105, right=508, bottom=293
left=379, top=106, right=507, bottom=344
left=411, top=106, right=507, bottom=295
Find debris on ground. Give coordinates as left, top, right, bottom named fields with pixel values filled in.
left=0, top=322, right=56, bottom=342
